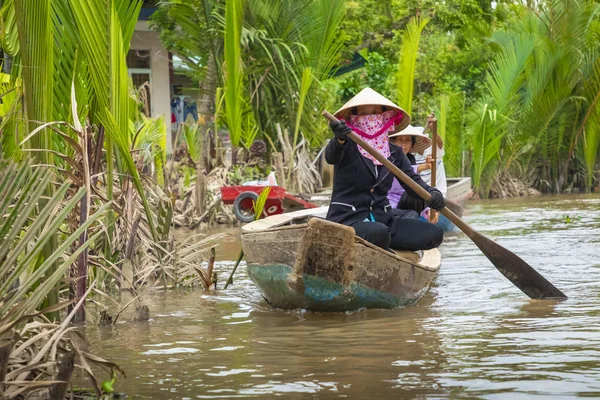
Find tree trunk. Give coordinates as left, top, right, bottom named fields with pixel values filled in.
left=231, top=145, right=238, bottom=166
left=70, top=195, right=88, bottom=323
left=0, top=330, right=16, bottom=394
left=274, top=152, right=285, bottom=190
left=198, top=53, right=218, bottom=173
left=195, top=167, right=206, bottom=215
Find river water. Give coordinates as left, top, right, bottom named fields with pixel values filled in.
left=87, top=194, right=600, bottom=399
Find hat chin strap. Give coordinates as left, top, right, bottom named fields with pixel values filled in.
left=344, top=112, right=403, bottom=139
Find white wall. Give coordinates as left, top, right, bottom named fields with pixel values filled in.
left=131, top=21, right=172, bottom=152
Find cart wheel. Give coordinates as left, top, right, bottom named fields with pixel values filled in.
left=233, top=191, right=259, bottom=223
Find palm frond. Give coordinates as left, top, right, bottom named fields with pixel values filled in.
left=581, top=55, right=600, bottom=188
left=0, top=162, right=109, bottom=328
left=396, top=17, right=429, bottom=115
left=153, top=0, right=220, bottom=82
left=223, top=0, right=246, bottom=148
left=13, top=0, right=53, bottom=158
left=297, top=0, right=346, bottom=78
left=286, top=67, right=313, bottom=185
left=183, top=123, right=203, bottom=163
left=0, top=74, right=22, bottom=160
left=0, top=0, right=20, bottom=55
left=51, top=0, right=79, bottom=124
left=437, top=93, right=466, bottom=177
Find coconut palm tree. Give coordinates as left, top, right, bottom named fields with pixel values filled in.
left=152, top=0, right=346, bottom=161
left=467, top=0, right=600, bottom=195
left=0, top=0, right=179, bottom=320
left=4, top=0, right=161, bottom=239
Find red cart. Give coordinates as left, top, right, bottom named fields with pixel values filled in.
left=220, top=185, right=316, bottom=223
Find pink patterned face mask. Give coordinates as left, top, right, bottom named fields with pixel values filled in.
left=346, top=110, right=402, bottom=165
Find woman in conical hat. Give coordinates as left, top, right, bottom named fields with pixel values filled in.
left=387, top=125, right=433, bottom=205
left=387, top=124, right=434, bottom=221
left=325, top=88, right=445, bottom=251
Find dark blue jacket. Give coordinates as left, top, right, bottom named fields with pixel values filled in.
left=324, top=138, right=434, bottom=233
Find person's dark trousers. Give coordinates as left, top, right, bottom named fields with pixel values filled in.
left=390, top=218, right=443, bottom=251
left=352, top=221, right=391, bottom=250
left=351, top=218, right=443, bottom=252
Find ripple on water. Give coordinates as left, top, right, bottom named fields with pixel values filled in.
left=141, top=347, right=200, bottom=355
left=86, top=194, right=600, bottom=399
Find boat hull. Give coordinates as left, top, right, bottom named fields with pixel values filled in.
left=247, top=264, right=426, bottom=311
left=242, top=216, right=440, bottom=311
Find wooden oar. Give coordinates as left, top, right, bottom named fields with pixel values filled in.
left=428, top=114, right=438, bottom=222
left=423, top=115, right=465, bottom=217
left=323, top=110, right=566, bottom=299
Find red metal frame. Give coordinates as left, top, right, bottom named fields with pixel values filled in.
left=220, top=185, right=316, bottom=218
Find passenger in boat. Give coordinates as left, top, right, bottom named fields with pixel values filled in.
left=415, top=122, right=456, bottom=231
left=325, top=88, right=444, bottom=252
left=387, top=125, right=434, bottom=221
left=419, top=125, right=447, bottom=197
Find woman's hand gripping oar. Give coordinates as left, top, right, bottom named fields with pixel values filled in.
left=423, top=114, right=464, bottom=217
left=322, top=110, right=566, bottom=300
left=426, top=113, right=438, bottom=223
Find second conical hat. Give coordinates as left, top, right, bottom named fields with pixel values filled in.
left=334, top=87, right=410, bottom=132
left=389, top=125, right=432, bottom=154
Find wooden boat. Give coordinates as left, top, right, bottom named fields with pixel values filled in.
left=242, top=207, right=441, bottom=311
left=446, top=177, right=472, bottom=208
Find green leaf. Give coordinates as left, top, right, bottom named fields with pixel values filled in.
left=223, top=0, right=245, bottom=148
left=396, top=17, right=429, bottom=115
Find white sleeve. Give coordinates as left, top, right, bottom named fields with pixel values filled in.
left=437, top=145, right=444, bottom=158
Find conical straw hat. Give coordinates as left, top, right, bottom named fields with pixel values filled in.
left=334, top=87, right=410, bottom=132
left=388, top=125, right=432, bottom=154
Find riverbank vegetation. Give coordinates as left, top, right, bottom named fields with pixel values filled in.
left=0, top=0, right=222, bottom=396
left=153, top=0, right=600, bottom=198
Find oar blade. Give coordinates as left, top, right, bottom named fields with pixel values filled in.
left=470, top=230, right=567, bottom=299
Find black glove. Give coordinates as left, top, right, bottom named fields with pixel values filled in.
left=427, top=189, right=445, bottom=210
left=329, top=120, right=351, bottom=142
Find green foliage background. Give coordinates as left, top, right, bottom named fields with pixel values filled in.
left=151, top=0, right=600, bottom=196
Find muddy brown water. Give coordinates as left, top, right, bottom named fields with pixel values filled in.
left=87, top=194, right=600, bottom=399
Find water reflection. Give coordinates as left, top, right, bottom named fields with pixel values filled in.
left=87, top=194, right=600, bottom=398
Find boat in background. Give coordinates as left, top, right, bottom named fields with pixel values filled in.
left=445, top=177, right=472, bottom=216
left=437, top=177, right=472, bottom=232
left=242, top=207, right=441, bottom=311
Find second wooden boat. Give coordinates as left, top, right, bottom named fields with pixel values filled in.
left=242, top=207, right=441, bottom=311
left=446, top=177, right=472, bottom=214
